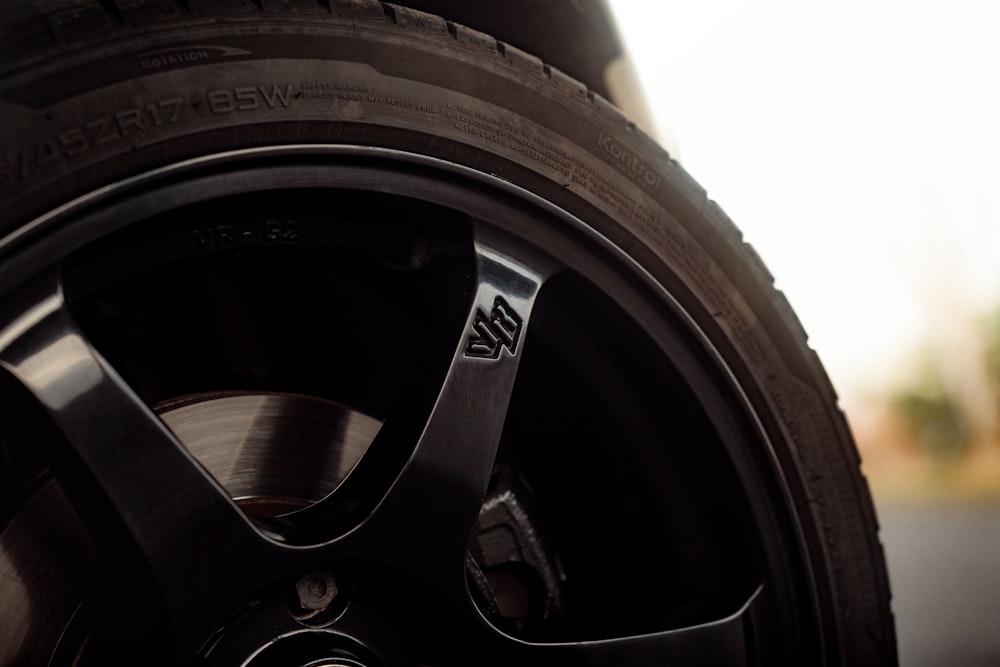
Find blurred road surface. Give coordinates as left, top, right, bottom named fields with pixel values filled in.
left=879, top=505, right=1000, bottom=666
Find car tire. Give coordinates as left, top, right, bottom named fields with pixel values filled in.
left=0, top=2, right=896, bottom=665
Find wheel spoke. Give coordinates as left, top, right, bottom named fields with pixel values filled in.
left=297, top=240, right=551, bottom=593
left=0, top=271, right=282, bottom=660
left=517, top=586, right=761, bottom=666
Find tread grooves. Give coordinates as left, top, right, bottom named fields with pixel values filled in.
left=95, top=0, right=127, bottom=25
left=380, top=2, right=397, bottom=24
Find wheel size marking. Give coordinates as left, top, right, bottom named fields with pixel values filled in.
left=465, top=295, right=523, bottom=359
left=191, top=220, right=301, bottom=252
left=0, top=97, right=185, bottom=186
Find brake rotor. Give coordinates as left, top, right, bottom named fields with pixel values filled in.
left=157, top=392, right=381, bottom=517
left=0, top=392, right=382, bottom=662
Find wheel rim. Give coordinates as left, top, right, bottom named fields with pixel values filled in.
left=0, top=146, right=821, bottom=665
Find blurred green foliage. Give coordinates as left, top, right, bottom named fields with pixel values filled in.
left=985, top=308, right=1000, bottom=388
left=892, top=388, right=968, bottom=461
left=890, top=357, right=970, bottom=462
left=886, top=304, right=1000, bottom=463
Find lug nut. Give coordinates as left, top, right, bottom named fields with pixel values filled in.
left=295, top=570, right=338, bottom=613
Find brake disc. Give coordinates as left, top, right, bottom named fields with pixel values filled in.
left=0, top=392, right=380, bottom=662
left=158, top=392, right=381, bottom=517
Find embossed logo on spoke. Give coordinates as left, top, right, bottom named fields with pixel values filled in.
left=465, top=296, right=523, bottom=359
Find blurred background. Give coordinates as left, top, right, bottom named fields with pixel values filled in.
left=606, top=0, right=1000, bottom=664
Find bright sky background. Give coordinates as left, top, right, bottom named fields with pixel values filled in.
left=608, top=0, right=1000, bottom=407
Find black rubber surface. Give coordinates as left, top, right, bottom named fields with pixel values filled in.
left=0, top=2, right=897, bottom=665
